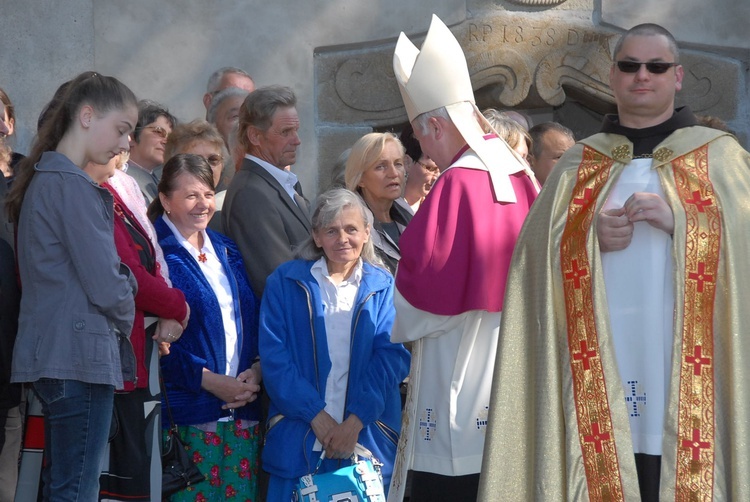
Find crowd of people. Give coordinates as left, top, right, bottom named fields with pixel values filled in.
left=0, top=15, right=747, bottom=502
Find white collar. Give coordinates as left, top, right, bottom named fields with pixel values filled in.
left=246, top=154, right=299, bottom=191
left=310, top=257, right=363, bottom=287
left=161, top=214, right=216, bottom=259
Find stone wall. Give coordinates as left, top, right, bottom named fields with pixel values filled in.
left=2, top=0, right=747, bottom=196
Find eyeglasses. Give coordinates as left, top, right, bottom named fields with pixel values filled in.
left=616, top=61, right=678, bottom=74
left=204, top=154, right=224, bottom=168
left=141, top=125, right=170, bottom=139
left=417, top=160, right=439, bottom=172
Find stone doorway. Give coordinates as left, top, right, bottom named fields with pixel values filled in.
left=314, top=16, right=743, bottom=192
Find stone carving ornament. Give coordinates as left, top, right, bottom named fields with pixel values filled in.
left=317, top=17, right=737, bottom=125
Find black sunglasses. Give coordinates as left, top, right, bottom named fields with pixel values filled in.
left=616, top=61, right=678, bottom=74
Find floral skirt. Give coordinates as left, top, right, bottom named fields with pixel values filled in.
left=165, top=421, right=260, bottom=502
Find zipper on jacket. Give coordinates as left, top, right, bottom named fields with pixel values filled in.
left=294, top=280, right=321, bottom=458
left=296, top=280, right=319, bottom=392
left=375, top=420, right=399, bottom=446
left=341, top=290, right=376, bottom=422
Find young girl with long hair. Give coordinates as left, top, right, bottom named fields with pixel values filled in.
left=7, top=71, right=139, bottom=500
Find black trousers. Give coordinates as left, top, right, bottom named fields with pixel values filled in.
left=635, top=453, right=661, bottom=502
left=409, top=471, right=479, bottom=502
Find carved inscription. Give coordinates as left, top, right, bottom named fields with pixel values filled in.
left=471, top=24, right=611, bottom=51
left=470, top=23, right=556, bottom=46
left=506, top=0, right=567, bottom=5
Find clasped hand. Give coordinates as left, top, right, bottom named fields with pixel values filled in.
left=202, top=362, right=262, bottom=410
left=311, top=410, right=363, bottom=460
left=597, top=192, right=674, bottom=252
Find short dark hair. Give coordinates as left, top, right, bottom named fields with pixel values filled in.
left=613, top=23, right=680, bottom=62
left=529, top=122, right=575, bottom=159
left=399, top=123, right=423, bottom=162
left=148, top=153, right=215, bottom=221
left=133, top=99, right=177, bottom=142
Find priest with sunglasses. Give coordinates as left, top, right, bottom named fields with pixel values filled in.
left=480, top=23, right=750, bottom=502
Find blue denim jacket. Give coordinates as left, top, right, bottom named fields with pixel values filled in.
left=11, top=151, right=136, bottom=388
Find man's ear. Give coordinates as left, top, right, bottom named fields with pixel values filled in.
left=430, top=117, right=443, bottom=140
left=674, top=65, right=684, bottom=93
left=247, top=126, right=263, bottom=147
left=203, top=92, right=213, bottom=111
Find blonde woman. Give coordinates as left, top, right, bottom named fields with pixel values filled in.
left=345, top=133, right=412, bottom=274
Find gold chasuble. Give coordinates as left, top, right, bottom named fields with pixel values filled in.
left=478, top=126, right=750, bottom=501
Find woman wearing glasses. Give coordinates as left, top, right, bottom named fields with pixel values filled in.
left=399, top=124, right=440, bottom=213
left=128, top=100, right=176, bottom=205
left=164, top=119, right=230, bottom=233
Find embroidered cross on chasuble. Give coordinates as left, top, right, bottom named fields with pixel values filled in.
left=560, top=143, right=718, bottom=501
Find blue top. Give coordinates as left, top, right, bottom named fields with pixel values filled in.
left=155, top=217, right=260, bottom=426
left=259, top=258, right=410, bottom=481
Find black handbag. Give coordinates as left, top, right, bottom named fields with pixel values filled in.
left=161, top=378, right=205, bottom=497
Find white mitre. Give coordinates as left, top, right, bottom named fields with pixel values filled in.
left=393, top=14, right=533, bottom=203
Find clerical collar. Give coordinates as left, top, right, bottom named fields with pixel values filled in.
left=600, top=106, right=698, bottom=157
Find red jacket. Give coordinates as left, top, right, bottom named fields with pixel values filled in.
left=106, top=185, right=187, bottom=390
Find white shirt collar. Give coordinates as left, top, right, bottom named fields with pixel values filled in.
left=310, top=257, right=363, bottom=287
left=246, top=154, right=299, bottom=201
left=161, top=214, right=217, bottom=260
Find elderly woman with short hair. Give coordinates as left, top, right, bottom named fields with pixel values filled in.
left=259, top=188, right=410, bottom=500
left=345, top=132, right=412, bottom=274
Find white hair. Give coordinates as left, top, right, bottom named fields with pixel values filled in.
left=205, top=67, right=253, bottom=94
left=207, top=87, right=250, bottom=123
left=412, top=106, right=450, bottom=136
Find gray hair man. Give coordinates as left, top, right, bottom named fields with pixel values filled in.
left=207, top=86, right=250, bottom=146
left=202, top=66, right=255, bottom=115
left=222, top=85, right=311, bottom=297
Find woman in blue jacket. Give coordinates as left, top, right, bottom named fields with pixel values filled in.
left=260, top=188, right=410, bottom=500
left=150, top=154, right=262, bottom=500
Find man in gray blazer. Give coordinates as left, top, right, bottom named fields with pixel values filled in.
left=222, top=85, right=311, bottom=298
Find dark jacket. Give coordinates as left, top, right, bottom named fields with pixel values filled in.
left=0, top=175, right=20, bottom=409
left=222, top=158, right=311, bottom=297
left=369, top=200, right=413, bottom=275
